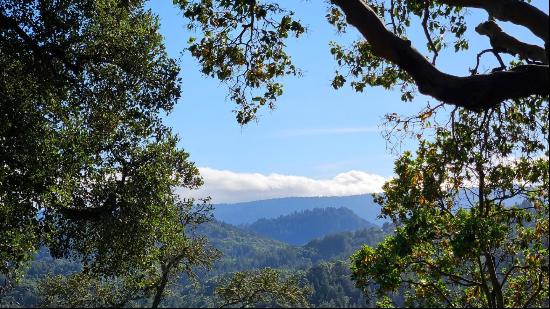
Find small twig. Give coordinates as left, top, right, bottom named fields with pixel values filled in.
left=422, top=0, right=438, bottom=65
left=470, top=49, right=506, bottom=75
left=390, top=0, right=397, bottom=34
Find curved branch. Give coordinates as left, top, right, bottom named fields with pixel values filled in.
left=475, top=21, right=547, bottom=64
left=422, top=0, right=438, bottom=64
left=469, top=49, right=505, bottom=75
left=332, top=0, right=549, bottom=111
left=438, top=0, right=549, bottom=44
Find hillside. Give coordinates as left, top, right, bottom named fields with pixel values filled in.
left=170, top=220, right=388, bottom=307
left=305, top=227, right=388, bottom=262
left=194, top=221, right=312, bottom=273
left=3, top=218, right=388, bottom=308
left=245, top=207, right=378, bottom=245
left=213, top=194, right=384, bottom=225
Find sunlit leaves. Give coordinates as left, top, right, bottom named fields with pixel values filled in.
left=215, top=268, right=312, bottom=308
left=351, top=96, right=549, bottom=307
left=175, top=0, right=305, bottom=124
left=327, top=0, right=469, bottom=99
left=329, top=40, right=415, bottom=100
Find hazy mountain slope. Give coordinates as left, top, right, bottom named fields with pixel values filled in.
left=244, top=207, right=378, bottom=245
left=194, top=221, right=313, bottom=273
left=213, top=191, right=527, bottom=226
left=213, top=194, right=383, bottom=225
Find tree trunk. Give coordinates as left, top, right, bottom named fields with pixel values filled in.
left=151, top=269, right=169, bottom=309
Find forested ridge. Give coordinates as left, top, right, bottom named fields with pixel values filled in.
left=213, top=195, right=383, bottom=225
left=244, top=207, right=378, bottom=245
left=2, top=210, right=388, bottom=308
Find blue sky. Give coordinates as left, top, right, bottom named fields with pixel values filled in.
left=149, top=0, right=548, bottom=203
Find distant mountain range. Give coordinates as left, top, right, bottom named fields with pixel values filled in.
left=213, top=194, right=384, bottom=225
left=244, top=207, right=378, bottom=245
left=212, top=191, right=527, bottom=227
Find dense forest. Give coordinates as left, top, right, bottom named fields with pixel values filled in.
left=213, top=195, right=383, bottom=225
left=1, top=209, right=388, bottom=307
left=244, top=207, right=378, bottom=245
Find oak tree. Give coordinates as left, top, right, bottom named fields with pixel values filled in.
left=0, top=0, right=218, bottom=301
left=351, top=96, right=548, bottom=307
left=215, top=268, right=311, bottom=308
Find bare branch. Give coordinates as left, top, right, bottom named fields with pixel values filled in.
left=422, top=1, right=438, bottom=65
left=469, top=49, right=505, bottom=75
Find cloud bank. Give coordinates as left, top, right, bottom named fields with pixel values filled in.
left=178, top=167, right=387, bottom=204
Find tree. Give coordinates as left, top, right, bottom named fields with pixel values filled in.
left=38, top=224, right=221, bottom=308
left=214, top=268, right=311, bottom=308
left=351, top=94, right=548, bottom=307
left=306, top=260, right=370, bottom=308
left=0, top=0, right=218, bottom=299
left=174, top=0, right=548, bottom=124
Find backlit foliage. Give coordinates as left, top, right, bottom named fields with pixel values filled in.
left=351, top=95, right=549, bottom=307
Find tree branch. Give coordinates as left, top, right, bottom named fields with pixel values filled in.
left=59, top=193, right=118, bottom=221
left=438, top=0, right=549, bottom=44
left=422, top=0, right=438, bottom=65
left=469, top=49, right=505, bottom=75
left=475, top=21, right=547, bottom=64
left=332, top=0, right=549, bottom=111
left=0, top=12, right=81, bottom=75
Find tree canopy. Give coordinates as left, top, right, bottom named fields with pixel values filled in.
left=174, top=0, right=548, bottom=123
left=215, top=268, right=311, bottom=308
left=351, top=96, right=548, bottom=307
left=1, top=0, right=217, bottom=302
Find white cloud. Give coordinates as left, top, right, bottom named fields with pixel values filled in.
left=178, top=167, right=388, bottom=204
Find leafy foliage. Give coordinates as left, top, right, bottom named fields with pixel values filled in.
left=327, top=0, right=469, bottom=100
left=175, top=0, right=305, bottom=124
left=215, top=268, right=311, bottom=308
left=171, top=0, right=523, bottom=121
left=351, top=95, right=549, bottom=307
left=3, top=0, right=548, bottom=307
left=0, top=0, right=217, bottom=302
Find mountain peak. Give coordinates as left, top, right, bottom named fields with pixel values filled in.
left=245, top=207, right=378, bottom=245
left=214, top=194, right=384, bottom=225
